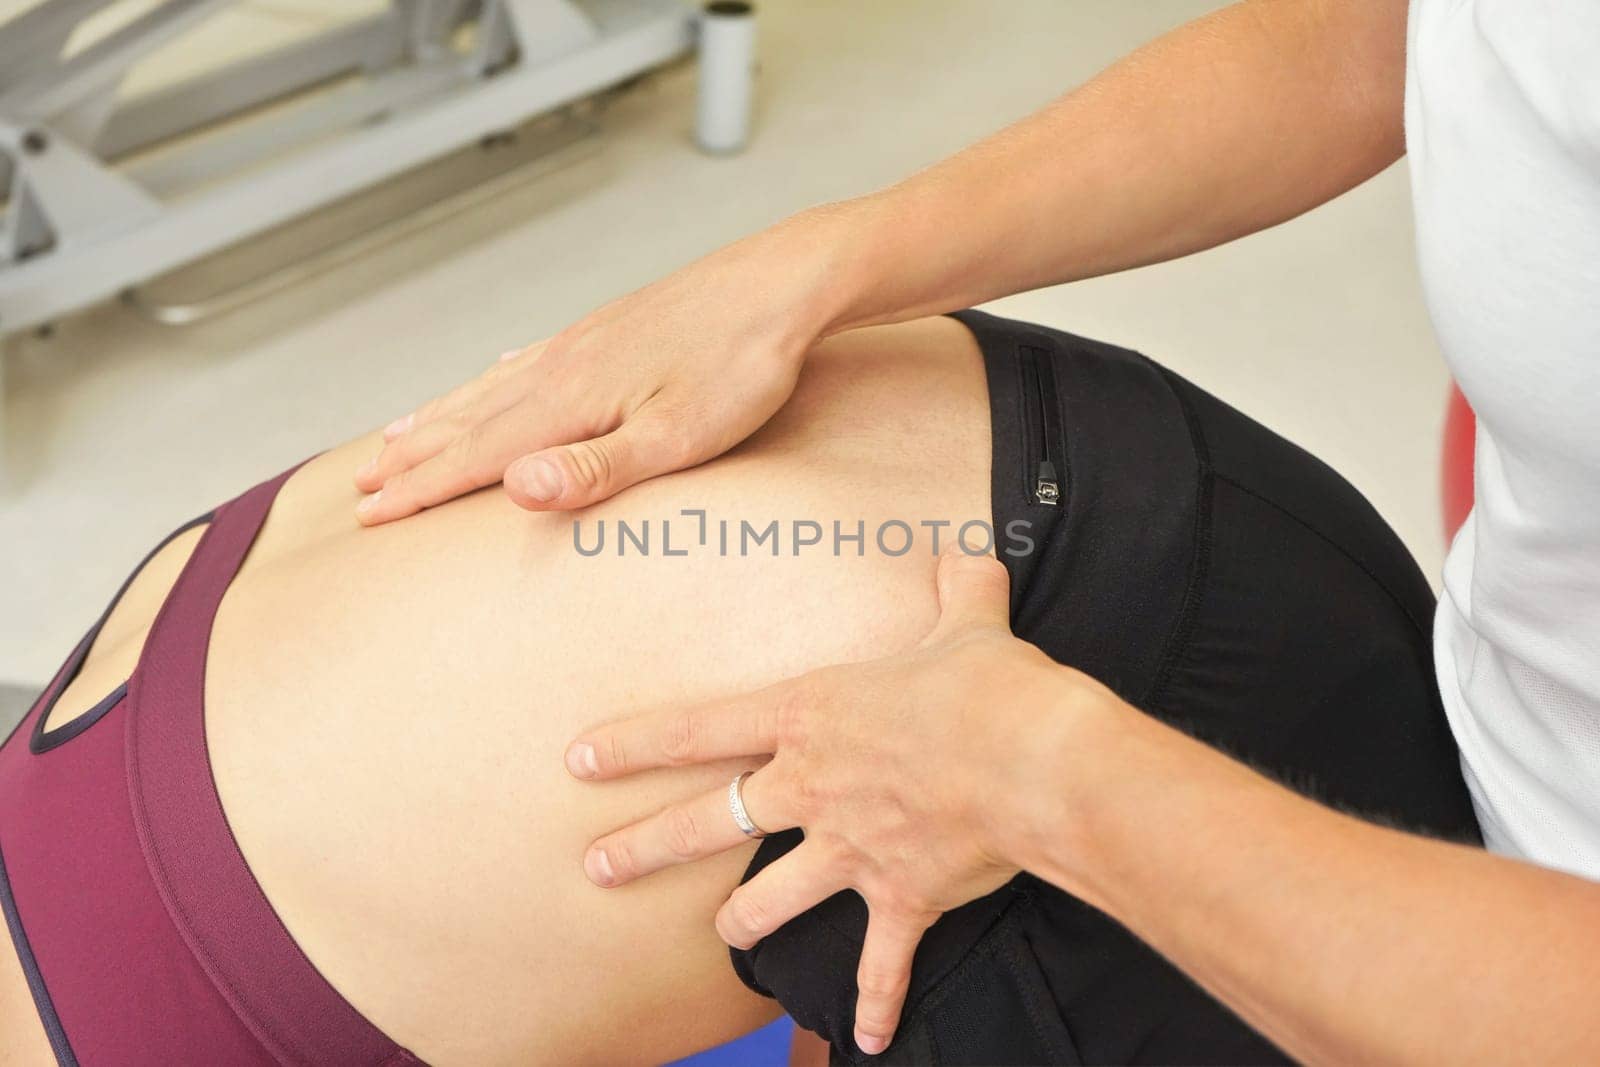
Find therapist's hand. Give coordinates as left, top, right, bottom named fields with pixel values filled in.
left=564, top=548, right=1122, bottom=1055
left=352, top=208, right=857, bottom=524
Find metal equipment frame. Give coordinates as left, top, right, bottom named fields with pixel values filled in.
left=0, top=0, right=697, bottom=340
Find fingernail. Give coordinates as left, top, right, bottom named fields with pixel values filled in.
left=520, top=459, right=564, bottom=503
left=585, top=848, right=616, bottom=887
left=565, top=742, right=598, bottom=779
left=384, top=413, right=413, bottom=439
left=356, top=490, right=381, bottom=516
left=498, top=348, right=520, bottom=362
left=856, top=1031, right=888, bottom=1055
left=356, top=457, right=377, bottom=480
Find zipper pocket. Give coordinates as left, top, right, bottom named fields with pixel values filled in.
left=1019, top=345, right=1063, bottom=507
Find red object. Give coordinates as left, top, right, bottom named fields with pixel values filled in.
left=1441, top=385, right=1476, bottom=541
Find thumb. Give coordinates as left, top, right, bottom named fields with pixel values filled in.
left=503, top=412, right=688, bottom=511
left=931, top=544, right=1012, bottom=634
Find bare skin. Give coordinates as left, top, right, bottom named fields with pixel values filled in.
left=0, top=926, right=52, bottom=1067
left=1, top=317, right=990, bottom=1065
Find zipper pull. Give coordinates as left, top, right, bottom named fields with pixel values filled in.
left=1035, top=460, right=1060, bottom=506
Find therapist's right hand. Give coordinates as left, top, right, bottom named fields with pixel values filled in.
left=353, top=208, right=855, bottom=524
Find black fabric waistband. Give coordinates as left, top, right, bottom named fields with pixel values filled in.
left=732, top=310, right=1477, bottom=1066
left=949, top=308, right=1201, bottom=708
left=730, top=310, right=1215, bottom=1062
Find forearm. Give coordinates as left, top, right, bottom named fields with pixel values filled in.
left=1018, top=700, right=1600, bottom=1064
left=799, top=0, right=1407, bottom=333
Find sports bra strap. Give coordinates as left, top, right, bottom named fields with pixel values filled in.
left=126, top=461, right=417, bottom=1065
left=19, top=512, right=215, bottom=755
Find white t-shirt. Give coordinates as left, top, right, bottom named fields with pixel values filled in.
left=1407, top=0, right=1600, bottom=878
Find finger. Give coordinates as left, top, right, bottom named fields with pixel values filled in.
left=356, top=367, right=533, bottom=493
left=852, top=909, right=932, bottom=1056
left=376, top=374, right=490, bottom=447
left=382, top=412, right=415, bottom=443
left=355, top=427, right=514, bottom=525
left=502, top=405, right=696, bottom=511
left=357, top=344, right=549, bottom=490
left=406, top=341, right=546, bottom=432
left=715, top=843, right=850, bottom=949
left=359, top=397, right=489, bottom=492
left=357, top=366, right=534, bottom=494
left=584, top=766, right=790, bottom=888
left=565, top=678, right=802, bottom=780
left=926, top=544, right=1012, bottom=637
left=411, top=342, right=547, bottom=432
left=357, top=413, right=475, bottom=494
left=361, top=364, right=626, bottom=523
left=356, top=387, right=583, bottom=524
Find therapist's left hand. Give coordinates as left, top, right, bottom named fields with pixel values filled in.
left=564, top=548, right=1122, bottom=1055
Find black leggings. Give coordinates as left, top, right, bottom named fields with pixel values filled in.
left=730, top=310, right=1481, bottom=1065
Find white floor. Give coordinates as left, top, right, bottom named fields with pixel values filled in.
left=0, top=0, right=1451, bottom=691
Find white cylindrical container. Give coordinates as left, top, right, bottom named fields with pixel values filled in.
left=695, top=1, right=756, bottom=155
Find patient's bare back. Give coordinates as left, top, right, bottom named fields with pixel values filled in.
left=36, top=317, right=991, bottom=1066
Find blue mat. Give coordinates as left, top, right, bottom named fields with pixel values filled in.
left=668, top=1015, right=794, bottom=1067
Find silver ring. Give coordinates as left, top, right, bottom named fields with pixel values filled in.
left=728, top=771, right=768, bottom=838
